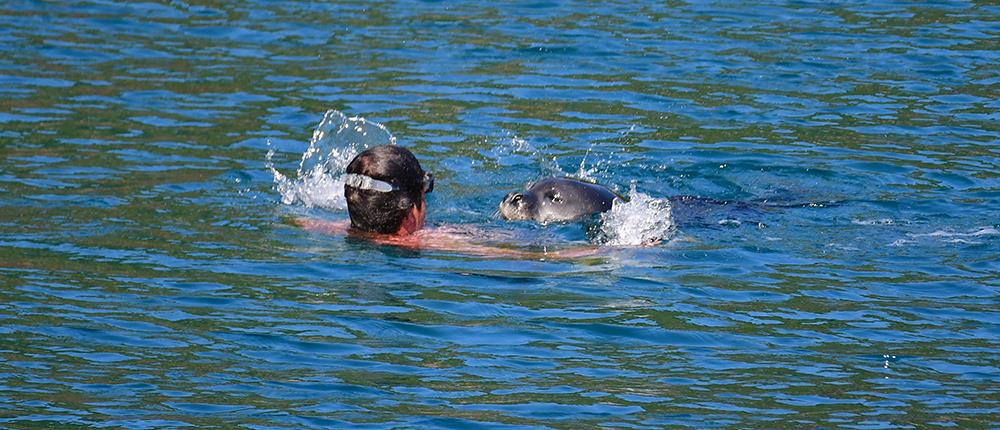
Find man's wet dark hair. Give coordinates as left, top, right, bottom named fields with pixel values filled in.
left=344, top=145, right=428, bottom=234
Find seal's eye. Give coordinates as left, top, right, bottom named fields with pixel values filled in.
left=510, top=194, right=523, bottom=204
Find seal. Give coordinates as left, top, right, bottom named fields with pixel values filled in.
left=499, top=177, right=619, bottom=224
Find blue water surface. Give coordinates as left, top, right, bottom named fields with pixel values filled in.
left=0, top=1, right=998, bottom=428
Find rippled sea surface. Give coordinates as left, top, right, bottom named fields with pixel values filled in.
left=2, top=1, right=998, bottom=428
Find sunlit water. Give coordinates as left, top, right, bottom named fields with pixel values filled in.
left=1, top=1, right=998, bottom=428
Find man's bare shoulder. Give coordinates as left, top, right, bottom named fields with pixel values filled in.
left=296, top=218, right=351, bottom=235
left=295, top=218, right=601, bottom=260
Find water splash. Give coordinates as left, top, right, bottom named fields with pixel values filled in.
left=266, top=110, right=396, bottom=210
left=575, top=143, right=599, bottom=182
left=484, top=135, right=540, bottom=168
left=575, top=124, right=635, bottom=182
left=510, top=136, right=532, bottom=153
left=506, top=135, right=567, bottom=176
left=595, top=185, right=675, bottom=246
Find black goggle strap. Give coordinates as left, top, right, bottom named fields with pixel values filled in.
left=423, top=172, right=434, bottom=194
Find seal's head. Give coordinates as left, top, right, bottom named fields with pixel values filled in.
left=499, top=191, right=538, bottom=221
left=498, top=177, right=617, bottom=224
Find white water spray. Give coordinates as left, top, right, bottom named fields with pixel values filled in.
left=266, top=110, right=396, bottom=210
left=596, top=185, right=675, bottom=246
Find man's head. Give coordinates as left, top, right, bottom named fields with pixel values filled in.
left=344, top=145, right=433, bottom=235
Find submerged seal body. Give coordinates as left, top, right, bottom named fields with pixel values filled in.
left=499, top=177, right=618, bottom=224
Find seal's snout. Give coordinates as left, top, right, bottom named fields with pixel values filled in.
left=499, top=192, right=527, bottom=220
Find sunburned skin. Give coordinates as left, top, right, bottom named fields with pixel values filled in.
left=295, top=218, right=601, bottom=260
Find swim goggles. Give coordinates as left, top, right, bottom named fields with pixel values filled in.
left=343, top=172, right=434, bottom=194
